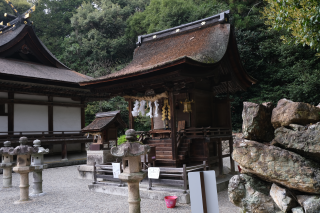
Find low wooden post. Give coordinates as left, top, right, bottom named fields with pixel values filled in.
left=218, top=139, right=223, bottom=176
left=93, top=162, right=97, bottom=184
left=183, top=164, right=187, bottom=193
left=148, top=163, right=152, bottom=190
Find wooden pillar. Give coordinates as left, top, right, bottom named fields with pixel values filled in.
left=48, top=96, right=53, bottom=133
left=8, top=92, right=14, bottom=134
left=81, top=100, right=86, bottom=152
left=226, top=82, right=235, bottom=173
left=128, top=99, right=134, bottom=129
left=48, top=96, right=54, bottom=152
left=169, top=92, right=177, bottom=161
left=217, top=138, right=223, bottom=176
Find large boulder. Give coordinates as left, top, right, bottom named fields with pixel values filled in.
left=232, top=139, right=320, bottom=194
left=270, top=183, right=298, bottom=212
left=242, top=102, right=274, bottom=142
left=291, top=207, right=304, bottom=213
left=228, top=174, right=280, bottom=212
left=271, top=99, right=320, bottom=129
left=297, top=195, right=320, bottom=213
left=272, top=123, right=320, bottom=163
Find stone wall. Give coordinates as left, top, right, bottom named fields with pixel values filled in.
left=229, top=99, right=320, bottom=213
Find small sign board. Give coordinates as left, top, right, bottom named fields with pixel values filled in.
left=112, top=163, right=121, bottom=178
left=148, top=167, right=160, bottom=179
left=188, top=171, right=219, bottom=213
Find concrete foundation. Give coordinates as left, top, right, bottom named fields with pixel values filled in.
left=87, top=150, right=116, bottom=165
left=77, top=165, right=94, bottom=180
left=88, top=183, right=191, bottom=204
left=87, top=172, right=234, bottom=204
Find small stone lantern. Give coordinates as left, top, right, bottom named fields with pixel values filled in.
left=111, top=129, right=150, bottom=213
left=0, top=141, right=15, bottom=188
left=30, top=139, right=49, bottom=196
left=10, top=137, right=38, bottom=204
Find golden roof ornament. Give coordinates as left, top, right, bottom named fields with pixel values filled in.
left=0, top=1, right=36, bottom=33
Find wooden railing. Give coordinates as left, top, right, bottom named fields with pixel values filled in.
left=0, top=131, right=90, bottom=144
left=146, top=161, right=207, bottom=193
left=176, top=127, right=232, bottom=148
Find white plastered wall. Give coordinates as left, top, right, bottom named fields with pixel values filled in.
left=0, top=92, right=8, bottom=135
left=14, top=104, right=48, bottom=133
left=0, top=92, right=8, bottom=98
left=0, top=117, right=8, bottom=135
left=53, top=106, right=81, bottom=151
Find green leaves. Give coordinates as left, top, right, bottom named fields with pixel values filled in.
left=263, top=0, right=320, bottom=54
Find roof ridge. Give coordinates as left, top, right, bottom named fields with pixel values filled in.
left=136, top=10, right=230, bottom=46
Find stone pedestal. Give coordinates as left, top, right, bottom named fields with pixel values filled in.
left=119, top=172, right=147, bottom=213
left=78, top=150, right=116, bottom=180
left=13, top=166, right=35, bottom=203
left=9, top=137, right=38, bottom=204
left=30, top=139, right=49, bottom=196
left=111, top=129, right=150, bottom=213
left=0, top=141, right=15, bottom=188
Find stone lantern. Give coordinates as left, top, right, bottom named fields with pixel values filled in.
left=0, top=141, right=15, bottom=188
left=30, top=139, right=49, bottom=196
left=111, top=129, right=150, bottom=213
left=9, top=137, right=38, bottom=204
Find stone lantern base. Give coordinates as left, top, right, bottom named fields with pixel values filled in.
left=13, top=166, right=35, bottom=204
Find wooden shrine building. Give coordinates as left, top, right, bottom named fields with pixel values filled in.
left=81, top=10, right=256, bottom=170
left=0, top=2, right=103, bottom=160
left=82, top=111, right=127, bottom=150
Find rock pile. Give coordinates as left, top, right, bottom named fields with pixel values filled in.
left=229, top=99, right=320, bottom=213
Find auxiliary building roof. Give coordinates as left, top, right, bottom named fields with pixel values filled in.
left=82, top=111, right=127, bottom=132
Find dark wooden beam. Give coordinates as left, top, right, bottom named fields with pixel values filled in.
left=48, top=96, right=53, bottom=133
left=0, top=98, right=85, bottom=107
left=169, top=92, right=177, bottom=161
left=81, top=100, right=85, bottom=129
left=8, top=92, right=14, bottom=134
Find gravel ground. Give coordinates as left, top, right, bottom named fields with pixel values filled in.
left=0, top=166, right=240, bottom=213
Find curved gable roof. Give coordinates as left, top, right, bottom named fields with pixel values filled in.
left=81, top=11, right=256, bottom=93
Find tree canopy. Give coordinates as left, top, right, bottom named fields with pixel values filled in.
left=263, top=0, right=320, bottom=55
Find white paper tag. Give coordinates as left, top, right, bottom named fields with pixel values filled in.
left=112, top=163, right=121, bottom=178
left=148, top=167, right=160, bottom=179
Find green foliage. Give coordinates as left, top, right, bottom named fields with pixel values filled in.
left=31, top=0, right=87, bottom=58
left=60, top=0, right=149, bottom=76
left=117, top=134, right=127, bottom=145
left=262, top=0, right=320, bottom=55
left=126, top=0, right=228, bottom=41
left=230, top=19, right=320, bottom=130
